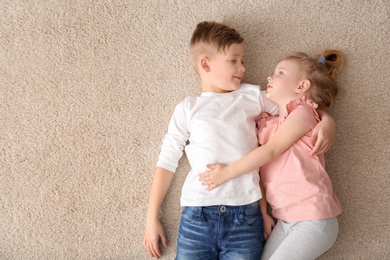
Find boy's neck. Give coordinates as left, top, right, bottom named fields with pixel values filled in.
left=201, top=84, right=232, bottom=94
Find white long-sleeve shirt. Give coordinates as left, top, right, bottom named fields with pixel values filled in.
left=157, top=83, right=278, bottom=206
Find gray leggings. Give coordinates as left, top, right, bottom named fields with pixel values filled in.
left=261, top=217, right=339, bottom=260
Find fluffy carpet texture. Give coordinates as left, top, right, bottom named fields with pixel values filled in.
left=1, top=0, right=389, bottom=259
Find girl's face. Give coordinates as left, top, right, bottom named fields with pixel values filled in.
left=266, top=59, right=304, bottom=105
left=204, top=43, right=246, bottom=93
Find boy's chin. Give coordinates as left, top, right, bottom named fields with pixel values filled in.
left=231, top=83, right=242, bottom=90
left=220, top=86, right=239, bottom=92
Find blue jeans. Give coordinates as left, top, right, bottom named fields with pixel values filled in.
left=176, top=201, right=264, bottom=260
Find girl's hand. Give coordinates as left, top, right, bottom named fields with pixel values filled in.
left=198, top=163, right=229, bottom=191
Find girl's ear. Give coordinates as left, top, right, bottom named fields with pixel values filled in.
left=200, top=57, right=211, bottom=72
left=296, top=79, right=311, bottom=93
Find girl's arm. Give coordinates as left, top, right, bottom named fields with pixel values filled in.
left=311, top=109, right=335, bottom=155
left=199, top=118, right=310, bottom=190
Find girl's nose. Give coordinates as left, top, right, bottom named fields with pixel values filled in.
left=239, top=65, right=246, bottom=72
left=267, top=76, right=272, bottom=82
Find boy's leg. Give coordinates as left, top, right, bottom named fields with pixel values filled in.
left=265, top=217, right=339, bottom=260
left=219, top=202, right=264, bottom=260
left=175, top=206, right=218, bottom=260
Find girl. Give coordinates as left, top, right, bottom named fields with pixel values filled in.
left=198, top=50, right=344, bottom=259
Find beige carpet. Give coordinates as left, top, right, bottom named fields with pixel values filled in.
left=1, top=0, right=389, bottom=259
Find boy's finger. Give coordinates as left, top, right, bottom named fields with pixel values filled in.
left=152, top=242, right=161, bottom=258
left=311, top=140, right=329, bottom=155
left=161, top=234, right=168, bottom=247
left=145, top=242, right=156, bottom=258
left=310, top=144, right=320, bottom=155
left=311, top=135, right=325, bottom=155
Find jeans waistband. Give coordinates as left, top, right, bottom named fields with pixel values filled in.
left=184, top=201, right=259, bottom=215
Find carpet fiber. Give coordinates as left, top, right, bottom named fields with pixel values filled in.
left=1, top=0, right=389, bottom=259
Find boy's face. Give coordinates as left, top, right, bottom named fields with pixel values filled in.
left=203, top=43, right=245, bottom=93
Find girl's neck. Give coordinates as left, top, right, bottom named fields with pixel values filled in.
left=278, top=105, right=287, bottom=115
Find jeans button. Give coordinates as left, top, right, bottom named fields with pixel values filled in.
left=220, top=205, right=226, bottom=212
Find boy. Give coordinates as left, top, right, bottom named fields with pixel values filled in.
left=143, top=21, right=335, bottom=259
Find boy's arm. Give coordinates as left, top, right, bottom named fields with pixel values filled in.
left=311, top=109, right=335, bottom=155
left=199, top=118, right=310, bottom=189
left=144, top=167, right=174, bottom=259
left=261, top=88, right=335, bottom=156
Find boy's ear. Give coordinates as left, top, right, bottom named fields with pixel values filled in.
left=200, top=57, right=211, bottom=72
left=296, top=79, right=311, bottom=93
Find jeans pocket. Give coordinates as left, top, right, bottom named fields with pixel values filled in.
left=181, top=206, right=202, bottom=224
left=238, top=207, right=263, bottom=228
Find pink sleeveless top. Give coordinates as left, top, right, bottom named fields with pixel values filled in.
left=258, top=97, right=342, bottom=222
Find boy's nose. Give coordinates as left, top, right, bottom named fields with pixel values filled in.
left=267, top=76, right=272, bottom=82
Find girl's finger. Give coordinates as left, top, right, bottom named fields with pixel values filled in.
left=207, top=163, right=219, bottom=169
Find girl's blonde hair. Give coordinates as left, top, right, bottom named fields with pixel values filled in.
left=285, top=50, right=344, bottom=110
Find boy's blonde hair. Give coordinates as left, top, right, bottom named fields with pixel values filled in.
left=190, top=21, right=244, bottom=72
left=284, top=50, right=345, bottom=110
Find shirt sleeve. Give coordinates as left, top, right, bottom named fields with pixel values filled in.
left=156, top=100, right=189, bottom=173
left=259, top=90, right=279, bottom=116
left=287, top=103, right=319, bottom=129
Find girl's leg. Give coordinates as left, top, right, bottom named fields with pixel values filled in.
left=268, top=217, right=339, bottom=260
left=261, top=220, right=288, bottom=260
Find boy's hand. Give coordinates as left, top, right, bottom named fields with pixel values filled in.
left=199, top=163, right=229, bottom=190
left=143, top=219, right=167, bottom=259
left=310, top=117, right=335, bottom=155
